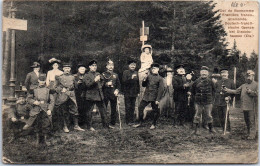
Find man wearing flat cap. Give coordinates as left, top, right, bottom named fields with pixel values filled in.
left=83, top=60, right=110, bottom=131
left=122, top=59, right=140, bottom=125
left=224, top=70, right=258, bottom=139
left=133, top=63, right=164, bottom=130
left=25, top=62, right=42, bottom=94
left=74, top=63, right=87, bottom=125
left=214, top=68, right=235, bottom=133
left=7, top=91, right=30, bottom=143
left=188, top=66, right=216, bottom=134
left=102, top=59, right=121, bottom=127
left=55, top=63, right=85, bottom=133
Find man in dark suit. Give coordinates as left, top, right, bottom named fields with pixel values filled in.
left=55, top=63, right=85, bottom=133
left=122, top=59, right=140, bottom=125
left=172, top=64, right=191, bottom=126
left=25, top=62, right=41, bottom=94
left=83, top=60, right=110, bottom=131
left=133, top=63, right=164, bottom=130
left=74, top=64, right=87, bottom=125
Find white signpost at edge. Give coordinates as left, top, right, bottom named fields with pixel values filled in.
left=3, top=17, right=27, bottom=31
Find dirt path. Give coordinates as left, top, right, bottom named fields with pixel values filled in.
left=2, top=102, right=258, bottom=164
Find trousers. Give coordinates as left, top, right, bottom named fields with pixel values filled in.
left=85, top=100, right=109, bottom=129
left=137, top=100, right=160, bottom=125
left=193, top=103, right=213, bottom=124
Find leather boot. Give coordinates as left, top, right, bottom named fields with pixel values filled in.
left=43, top=134, right=51, bottom=146
left=73, top=116, right=85, bottom=131
left=208, top=123, right=216, bottom=133
left=191, top=123, right=199, bottom=135
left=63, top=119, right=69, bottom=133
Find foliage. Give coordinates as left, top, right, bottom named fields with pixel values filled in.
left=4, top=1, right=257, bottom=83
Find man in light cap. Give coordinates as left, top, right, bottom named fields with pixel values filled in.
left=214, top=68, right=235, bottom=133
left=102, top=59, right=121, bottom=127
left=55, top=63, right=85, bottom=133
left=224, top=70, right=258, bottom=139
left=188, top=66, right=216, bottom=134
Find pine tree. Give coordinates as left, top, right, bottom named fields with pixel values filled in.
left=227, top=40, right=240, bottom=68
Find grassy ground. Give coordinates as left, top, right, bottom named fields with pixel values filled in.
left=2, top=97, right=258, bottom=164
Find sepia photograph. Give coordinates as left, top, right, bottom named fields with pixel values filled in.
left=2, top=0, right=259, bottom=164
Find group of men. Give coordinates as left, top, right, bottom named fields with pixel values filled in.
left=171, top=64, right=258, bottom=139
left=7, top=56, right=258, bottom=146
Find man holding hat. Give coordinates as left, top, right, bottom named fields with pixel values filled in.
left=23, top=74, right=54, bottom=146
left=214, top=68, right=235, bottom=133
left=122, top=59, right=140, bottom=125
left=74, top=63, right=87, bottom=125
left=25, top=62, right=41, bottom=94
left=83, top=60, right=110, bottom=131
left=224, top=70, right=258, bottom=139
left=188, top=66, right=216, bottom=134
left=7, top=91, right=30, bottom=143
left=133, top=63, right=164, bottom=130
left=102, top=59, right=121, bottom=127
left=55, top=63, right=85, bottom=133
left=172, top=64, right=191, bottom=126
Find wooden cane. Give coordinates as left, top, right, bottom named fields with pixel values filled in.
left=224, top=98, right=230, bottom=135
left=117, top=96, right=122, bottom=130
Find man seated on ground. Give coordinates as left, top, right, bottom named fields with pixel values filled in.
left=7, top=91, right=30, bottom=143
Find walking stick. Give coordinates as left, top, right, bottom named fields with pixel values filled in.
left=224, top=96, right=230, bottom=135
left=253, top=96, right=257, bottom=136
left=117, top=96, right=122, bottom=130
left=187, top=93, right=191, bottom=106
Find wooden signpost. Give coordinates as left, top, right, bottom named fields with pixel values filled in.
left=140, top=21, right=149, bottom=46
left=3, top=17, right=27, bottom=31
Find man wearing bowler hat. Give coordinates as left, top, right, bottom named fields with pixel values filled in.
left=74, top=63, right=87, bottom=125
left=172, top=64, right=191, bottom=126
left=25, top=62, right=41, bottom=94
left=83, top=60, right=110, bottom=131
left=122, top=59, right=140, bottom=125
left=55, top=63, right=85, bottom=133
